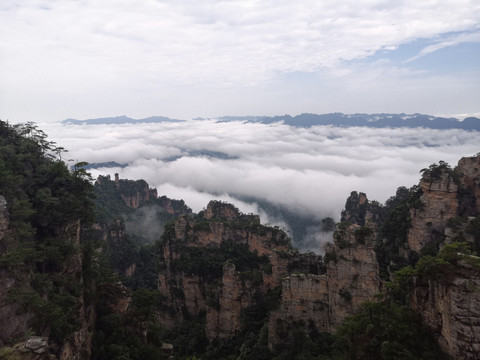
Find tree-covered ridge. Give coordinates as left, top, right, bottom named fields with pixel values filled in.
left=92, top=174, right=192, bottom=291
left=0, top=120, right=97, bottom=345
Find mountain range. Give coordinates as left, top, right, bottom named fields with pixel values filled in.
left=63, top=113, right=480, bottom=131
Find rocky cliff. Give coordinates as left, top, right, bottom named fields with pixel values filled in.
left=456, top=155, right=480, bottom=215
left=407, top=169, right=459, bottom=252
left=404, top=156, right=480, bottom=359
left=94, top=175, right=191, bottom=280
left=156, top=197, right=382, bottom=350
left=268, top=196, right=381, bottom=349
left=267, top=154, right=480, bottom=358
left=157, top=201, right=294, bottom=338
left=411, top=261, right=480, bottom=359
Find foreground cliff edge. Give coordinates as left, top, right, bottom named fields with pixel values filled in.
left=0, top=120, right=479, bottom=359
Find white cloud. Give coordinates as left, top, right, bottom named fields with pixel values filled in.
left=406, top=31, right=480, bottom=62
left=39, top=119, right=480, bottom=252
left=1, top=0, right=479, bottom=122
left=43, top=120, right=480, bottom=218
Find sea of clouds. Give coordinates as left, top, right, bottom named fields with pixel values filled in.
left=42, top=120, right=480, bottom=252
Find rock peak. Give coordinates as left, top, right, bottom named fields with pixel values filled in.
left=203, top=201, right=241, bottom=222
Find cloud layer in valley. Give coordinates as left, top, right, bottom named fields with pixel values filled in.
left=42, top=120, right=480, bottom=252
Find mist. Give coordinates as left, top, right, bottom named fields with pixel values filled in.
left=42, top=119, right=480, bottom=252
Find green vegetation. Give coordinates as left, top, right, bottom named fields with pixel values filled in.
left=420, top=160, right=461, bottom=185
left=171, top=241, right=270, bottom=282
left=334, top=301, right=447, bottom=360
left=375, top=185, right=423, bottom=279
left=0, top=120, right=96, bottom=344
left=354, top=226, right=373, bottom=244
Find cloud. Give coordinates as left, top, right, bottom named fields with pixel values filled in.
left=5, top=0, right=476, bottom=85
left=1, top=1, right=479, bottom=123
left=38, top=119, right=480, bottom=253
left=406, top=31, right=480, bottom=62
left=42, top=120, right=480, bottom=223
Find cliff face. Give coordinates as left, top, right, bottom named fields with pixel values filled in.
left=268, top=273, right=329, bottom=349
left=94, top=175, right=191, bottom=281
left=456, top=155, right=480, bottom=215
left=158, top=201, right=293, bottom=338
left=268, top=195, right=381, bottom=349
left=96, top=174, right=190, bottom=216
left=408, top=172, right=459, bottom=252
left=205, top=262, right=256, bottom=339
left=402, top=155, right=480, bottom=359
left=325, top=222, right=381, bottom=325
left=110, top=174, right=158, bottom=209
left=411, top=263, right=480, bottom=359
left=408, top=156, right=480, bottom=253
left=268, top=155, right=479, bottom=358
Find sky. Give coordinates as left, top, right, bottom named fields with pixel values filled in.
left=41, top=120, right=480, bottom=252
left=1, top=0, right=480, bottom=123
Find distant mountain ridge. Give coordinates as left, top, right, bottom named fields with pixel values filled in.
left=62, top=115, right=184, bottom=125
left=217, top=113, right=480, bottom=130
left=62, top=113, right=480, bottom=130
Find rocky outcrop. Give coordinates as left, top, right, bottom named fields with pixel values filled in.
left=408, top=171, right=459, bottom=252
left=268, top=274, right=329, bottom=349
left=411, top=262, right=480, bottom=359
left=206, top=263, right=256, bottom=339
left=268, top=206, right=381, bottom=349
left=116, top=176, right=156, bottom=208
left=394, top=155, right=480, bottom=358
left=158, top=201, right=292, bottom=338
left=325, top=223, right=381, bottom=325
left=96, top=175, right=179, bottom=211
left=102, top=282, right=132, bottom=313
left=96, top=175, right=191, bottom=218
left=341, top=191, right=383, bottom=226
left=456, top=154, right=480, bottom=215
left=0, top=336, right=57, bottom=360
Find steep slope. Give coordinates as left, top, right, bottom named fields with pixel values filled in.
left=157, top=201, right=295, bottom=335
left=0, top=121, right=97, bottom=359
left=93, top=174, right=191, bottom=284
left=268, top=194, right=381, bottom=349
left=268, top=154, right=480, bottom=358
